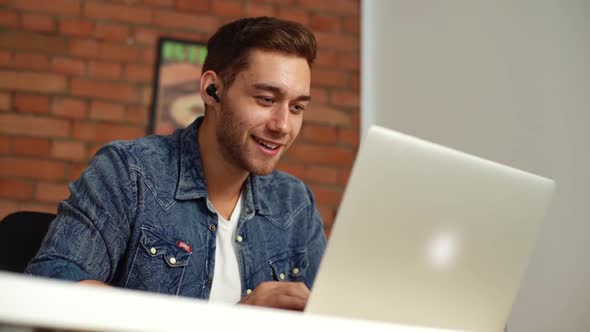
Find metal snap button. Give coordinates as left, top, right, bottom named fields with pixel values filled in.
left=236, top=235, right=243, bottom=242
left=279, top=273, right=286, bottom=280
left=246, top=289, right=252, bottom=295
left=292, top=267, right=300, bottom=275
left=150, top=247, right=157, bottom=255
left=209, top=224, right=216, bottom=232
left=169, top=257, right=177, bottom=265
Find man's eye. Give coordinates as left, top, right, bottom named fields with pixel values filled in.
left=256, top=96, right=275, bottom=105
left=290, top=104, right=305, bottom=114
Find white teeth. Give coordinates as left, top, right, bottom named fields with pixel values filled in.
left=254, top=137, right=279, bottom=150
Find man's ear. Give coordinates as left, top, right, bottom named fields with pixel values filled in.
left=200, top=70, right=223, bottom=107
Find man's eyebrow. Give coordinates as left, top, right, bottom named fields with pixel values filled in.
left=253, top=83, right=311, bottom=102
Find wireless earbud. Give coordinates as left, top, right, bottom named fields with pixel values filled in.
left=206, top=84, right=221, bottom=103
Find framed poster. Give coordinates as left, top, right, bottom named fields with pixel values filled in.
left=149, top=37, right=208, bottom=135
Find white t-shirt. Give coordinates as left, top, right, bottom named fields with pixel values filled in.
left=208, top=193, right=243, bottom=304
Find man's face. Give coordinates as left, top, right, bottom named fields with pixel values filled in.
left=215, top=50, right=311, bottom=175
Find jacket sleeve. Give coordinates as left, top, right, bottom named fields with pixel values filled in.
left=303, top=184, right=327, bottom=289
left=26, top=143, right=137, bottom=283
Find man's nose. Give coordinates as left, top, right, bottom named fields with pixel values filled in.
left=267, top=104, right=289, bottom=134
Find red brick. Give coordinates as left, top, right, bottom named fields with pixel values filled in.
left=0, top=92, right=10, bottom=111
left=134, top=27, right=159, bottom=46
left=153, top=11, right=218, bottom=32
left=84, top=1, right=152, bottom=24
left=87, top=143, right=103, bottom=159
left=351, top=72, right=359, bottom=92
left=124, top=64, right=152, bottom=83
left=89, top=101, right=126, bottom=122
left=35, top=182, right=71, bottom=203
left=304, top=105, right=351, bottom=127
left=310, top=14, right=340, bottom=32
left=71, top=79, right=137, bottom=103
left=0, top=71, right=66, bottom=93
left=304, top=165, right=339, bottom=185
left=18, top=202, right=58, bottom=215
left=337, top=53, right=359, bottom=71
left=338, top=168, right=351, bottom=186
left=141, top=86, right=152, bottom=105
left=351, top=109, right=359, bottom=128
left=72, top=122, right=145, bottom=142
left=51, top=57, right=86, bottom=76
left=0, top=51, right=11, bottom=67
left=0, top=158, right=66, bottom=181
left=309, top=185, right=343, bottom=205
left=175, top=0, right=209, bottom=13
left=50, top=141, right=86, bottom=161
left=0, top=179, right=34, bottom=200
left=10, top=0, right=81, bottom=16
left=59, top=19, right=94, bottom=37
left=277, top=7, right=309, bottom=25
left=212, top=0, right=243, bottom=17
left=68, top=39, right=99, bottom=58
left=126, top=105, right=148, bottom=125
left=330, top=91, right=359, bottom=108
left=12, top=137, right=50, bottom=157
left=310, top=88, right=328, bottom=104
left=288, top=143, right=355, bottom=166
left=276, top=161, right=306, bottom=180
left=245, top=3, right=275, bottom=17
left=95, top=23, right=130, bottom=42
left=52, top=98, right=88, bottom=119
left=22, top=13, right=56, bottom=33
left=87, top=61, right=122, bottom=79
left=341, top=16, right=359, bottom=35
left=338, top=128, right=359, bottom=147
left=314, top=49, right=338, bottom=68
left=0, top=9, right=20, bottom=28
left=315, top=32, right=358, bottom=51
left=99, top=43, right=138, bottom=62
left=312, top=69, right=348, bottom=88
left=298, top=0, right=359, bottom=15
left=0, top=199, right=19, bottom=220
left=0, top=136, right=10, bottom=154
left=0, top=114, right=70, bottom=138
left=143, top=0, right=174, bottom=7
left=14, top=94, right=50, bottom=114
left=301, top=124, right=338, bottom=144
left=68, top=163, right=87, bottom=181
left=12, top=53, right=49, bottom=71
left=140, top=47, right=156, bottom=65
left=318, top=204, right=335, bottom=229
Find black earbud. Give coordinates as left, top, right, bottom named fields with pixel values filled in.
left=206, top=84, right=221, bottom=103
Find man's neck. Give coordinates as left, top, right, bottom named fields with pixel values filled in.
left=198, top=117, right=249, bottom=219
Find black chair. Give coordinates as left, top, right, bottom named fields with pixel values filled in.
left=0, top=211, right=55, bottom=273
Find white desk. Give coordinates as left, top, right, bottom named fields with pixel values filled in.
left=0, top=272, right=459, bottom=332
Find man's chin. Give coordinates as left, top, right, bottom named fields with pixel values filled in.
left=247, top=161, right=278, bottom=176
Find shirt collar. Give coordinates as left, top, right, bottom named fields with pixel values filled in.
left=174, top=117, right=270, bottom=215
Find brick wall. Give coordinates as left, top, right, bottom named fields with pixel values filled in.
left=0, top=0, right=360, bottom=237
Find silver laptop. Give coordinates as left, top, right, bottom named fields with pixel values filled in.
left=306, top=125, right=555, bottom=332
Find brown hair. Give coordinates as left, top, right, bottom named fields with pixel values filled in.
left=202, top=16, right=317, bottom=88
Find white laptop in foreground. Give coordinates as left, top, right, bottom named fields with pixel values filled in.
left=306, top=126, right=555, bottom=332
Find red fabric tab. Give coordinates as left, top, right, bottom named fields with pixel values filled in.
left=176, top=240, right=192, bottom=253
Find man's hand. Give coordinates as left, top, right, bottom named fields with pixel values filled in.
left=238, top=281, right=310, bottom=311
left=78, top=280, right=110, bottom=287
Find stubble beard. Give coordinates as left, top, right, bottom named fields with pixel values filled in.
left=216, top=104, right=278, bottom=176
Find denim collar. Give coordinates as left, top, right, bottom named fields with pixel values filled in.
left=174, top=117, right=271, bottom=216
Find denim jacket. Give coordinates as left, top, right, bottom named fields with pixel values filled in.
left=26, top=117, right=327, bottom=299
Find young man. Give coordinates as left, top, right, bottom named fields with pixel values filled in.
left=26, top=17, right=327, bottom=311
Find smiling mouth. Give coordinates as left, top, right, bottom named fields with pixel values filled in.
left=253, top=136, right=281, bottom=151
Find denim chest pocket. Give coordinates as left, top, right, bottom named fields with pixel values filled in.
left=125, top=227, right=191, bottom=295
left=269, top=250, right=308, bottom=282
